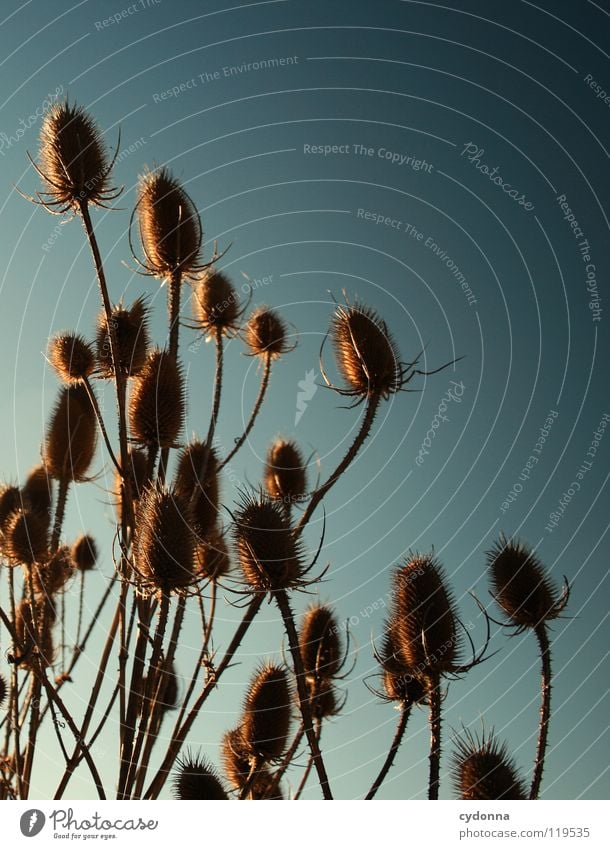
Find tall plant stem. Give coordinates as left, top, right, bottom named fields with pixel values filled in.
left=427, top=675, right=442, bottom=800
left=50, top=478, right=69, bottom=552
left=293, top=719, right=321, bottom=800
left=530, top=623, right=551, bottom=800
left=219, top=352, right=271, bottom=470
left=159, top=268, right=183, bottom=481
left=82, top=376, right=121, bottom=475
left=296, top=393, right=380, bottom=535
left=365, top=703, right=411, bottom=799
left=7, top=568, right=23, bottom=799
left=274, top=589, right=333, bottom=800
left=21, top=570, right=43, bottom=798
left=144, top=594, right=263, bottom=800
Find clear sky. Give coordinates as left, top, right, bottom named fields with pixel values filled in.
left=0, top=0, right=608, bottom=800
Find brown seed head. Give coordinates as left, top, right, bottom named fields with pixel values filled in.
left=34, top=546, right=74, bottom=596
left=137, top=168, right=202, bottom=278
left=193, top=269, right=239, bottom=335
left=71, top=534, right=97, bottom=571
left=242, top=662, right=292, bottom=762
left=245, top=306, right=290, bottom=358
left=44, top=385, right=97, bottom=482
left=173, top=753, right=228, bottom=800
left=307, top=677, right=340, bottom=720
left=0, top=674, right=6, bottom=708
left=195, top=530, right=231, bottom=581
left=453, top=729, right=527, bottom=800
left=0, top=485, right=22, bottom=535
left=221, top=728, right=252, bottom=791
left=129, top=348, right=185, bottom=448
left=233, top=492, right=303, bottom=592
left=264, top=438, right=307, bottom=504
left=3, top=510, right=49, bottom=566
left=250, top=768, right=284, bottom=800
left=378, top=622, right=428, bottom=705
left=96, top=296, right=150, bottom=378
left=331, top=301, right=403, bottom=399
left=49, top=332, right=95, bottom=384
left=114, top=448, right=148, bottom=524
left=15, top=599, right=55, bottom=668
left=21, top=466, right=54, bottom=523
left=133, top=485, right=195, bottom=595
left=299, top=603, right=342, bottom=678
left=174, top=440, right=219, bottom=536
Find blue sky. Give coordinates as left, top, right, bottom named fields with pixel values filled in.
left=0, top=0, right=608, bottom=799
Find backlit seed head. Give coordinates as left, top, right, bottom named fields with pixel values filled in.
left=221, top=728, right=252, bottom=791
left=173, top=753, right=228, bottom=800
left=233, top=492, right=303, bottom=592
left=137, top=168, right=202, bottom=278
left=21, top=466, right=54, bottom=523
left=453, top=729, right=527, bottom=800
left=195, top=530, right=231, bottom=581
left=307, top=677, right=340, bottom=720
left=3, top=510, right=49, bottom=566
left=331, top=300, right=403, bottom=399
left=0, top=674, right=6, bottom=708
left=129, top=348, right=185, bottom=449
left=44, top=385, right=97, bottom=482
left=71, top=534, right=97, bottom=571
left=114, top=448, right=148, bottom=523
left=15, top=599, right=55, bottom=669
left=34, top=546, right=74, bottom=596
left=96, top=296, right=150, bottom=378
left=378, top=623, right=428, bottom=705
left=264, top=438, right=307, bottom=504
left=38, top=101, right=116, bottom=211
left=0, top=485, right=22, bottom=534
left=193, top=269, right=239, bottom=335
left=299, top=603, right=342, bottom=678
left=245, top=306, right=290, bottom=358
left=133, top=485, right=195, bottom=595
left=174, top=441, right=219, bottom=537
left=242, top=662, right=292, bottom=762
left=393, top=554, right=460, bottom=678
left=49, top=332, right=95, bottom=384
left=250, top=768, right=284, bottom=800
left=487, top=536, right=563, bottom=629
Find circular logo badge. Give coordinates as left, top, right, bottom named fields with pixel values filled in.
left=20, top=810, right=46, bottom=837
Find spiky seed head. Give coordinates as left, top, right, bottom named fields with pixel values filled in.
left=34, top=546, right=74, bottom=596
left=245, top=306, right=290, bottom=358
left=221, top=728, right=252, bottom=791
left=44, top=385, right=97, bottom=482
left=331, top=301, right=402, bottom=399
left=96, top=296, right=150, bottom=378
left=49, top=332, right=95, bottom=384
left=38, top=101, right=114, bottom=210
left=174, top=441, right=219, bottom=536
left=137, top=168, right=201, bottom=278
left=393, top=554, right=460, bottom=679
left=21, top=466, right=53, bottom=522
left=378, top=622, right=428, bottom=705
left=0, top=485, right=22, bottom=534
left=233, top=492, right=303, bottom=592
left=453, top=729, right=527, bottom=800
left=299, top=603, right=342, bottom=678
left=264, top=438, right=307, bottom=504
left=173, top=753, right=228, bottom=800
left=250, top=769, right=284, bottom=800
left=15, top=599, right=55, bottom=668
left=194, top=269, right=239, bottom=335
left=3, top=510, right=49, bottom=566
left=133, top=485, right=196, bottom=595
left=487, top=536, right=562, bottom=628
left=0, top=674, right=6, bottom=708
left=242, top=662, right=292, bottom=762
left=129, top=348, right=185, bottom=448
left=71, top=534, right=97, bottom=571
left=195, top=530, right=231, bottom=581
left=307, top=677, right=340, bottom=720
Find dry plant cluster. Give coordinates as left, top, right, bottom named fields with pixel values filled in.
left=0, top=101, right=570, bottom=801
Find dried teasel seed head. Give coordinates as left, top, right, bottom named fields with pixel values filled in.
left=194, top=269, right=239, bottom=336
left=3, top=510, right=49, bottom=566
left=242, top=662, right=292, bottom=762
left=21, top=466, right=53, bottom=523
left=487, top=536, right=563, bottom=629
left=114, top=448, right=148, bottom=523
left=96, top=296, right=150, bottom=378
left=195, top=530, right=231, bottom=581
left=173, top=753, right=228, bottom=800
left=264, top=438, right=307, bottom=504
left=71, top=534, right=97, bottom=571
left=48, top=332, right=95, bottom=384
left=38, top=101, right=116, bottom=211
left=34, top=546, right=74, bottom=596
left=0, top=485, right=22, bottom=535
left=233, top=492, right=303, bottom=592
left=137, top=168, right=202, bottom=278
left=250, top=768, right=284, bottom=800
left=0, top=674, right=6, bottom=708
left=307, top=677, right=340, bottom=720
left=330, top=300, right=403, bottom=399
left=174, top=440, right=219, bottom=537
left=44, top=385, right=97, bottom=482
left=453, top=729, right=527, bottom=800
left=299, top=603, right=342, bottom=679
left=393, top=554, right=460, bottom=679
left=378, top=621, right=427, bottom=705
left=129, top=348, right=185, bottom=449
left=133, top=485, right=196, bottom=595
left=221, top=728, right=251, bottom=791
left=245, top=306, right=290, bottom=358
left=15, top=599, right=55, bottom=668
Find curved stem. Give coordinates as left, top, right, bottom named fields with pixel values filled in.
left=219, top=352, right=271, bottom=470
left=365, top=703, right=411, bottom=799
left=427, top=675, right=442, bottom=800
left=275, top=589, right=333, bottom=800
left=83, top=376, right=121, bottom=475
left=530, top=623, right=551, bottom=800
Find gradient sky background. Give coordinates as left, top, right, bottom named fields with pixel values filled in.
left=0, top=0, right=608, bottom=800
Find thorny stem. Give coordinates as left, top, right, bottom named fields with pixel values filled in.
left=50, top=478, right=69, bottom=552
left=365, top=703, right=411, bottom=799
left=8, top=569, right=23, bottom=799
left=159, top=268, right=183, bottom=481
left=74, top=570, right=86, bottom=654
left=219, top=352, right=271, bottom=470
left=293, top=719, right=321, bottom=800
left=21, top=569, right=42, bottom=798
left=427, top=675, right=442, bottom=800
left=82, top=376, right=121, bottom=475
left=530, top=623, right=552, bottom=800
left=275, top=589, right=333, bottom=800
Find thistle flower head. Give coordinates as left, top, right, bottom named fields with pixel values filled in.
left=233, top=491, right=303, bottom=592
left=71, top=534, right=97, bottom=571
left=195, top=530, right=231, bottom=581
left=452, top=728, right=527, bottom=800
left=299, top=603, right=342, bottom=679
left=129, top=348, right=185, bottom=449
left=174, top=440, right=219, bottom=537
left=21, top=466, right=53, bottom=523
left=264, top=438, right=307, bottom=504
left=173, top=753, right=228, bottom=800
left=3, top=509, right=49, bottom=566
left=34, top=546, right=74, bottom=596
left=242, top=662, right=292, bottom=762
left=49, top=332, right=95, bottom=384
left=193, top=269, right=240, bottom=336
left=133, top=484, right=195, bottom=595
left=244, top=306, right=290, bottom=358
left=136, top=168, right=202, bottom=279
left=96, top=296, right=150, bottom=378
left=43, top=384, right=97, bottom=482
left=487, top=536, right=566, bottom=629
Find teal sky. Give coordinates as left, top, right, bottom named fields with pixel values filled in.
left=0, top=0, right=608, bottom=800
